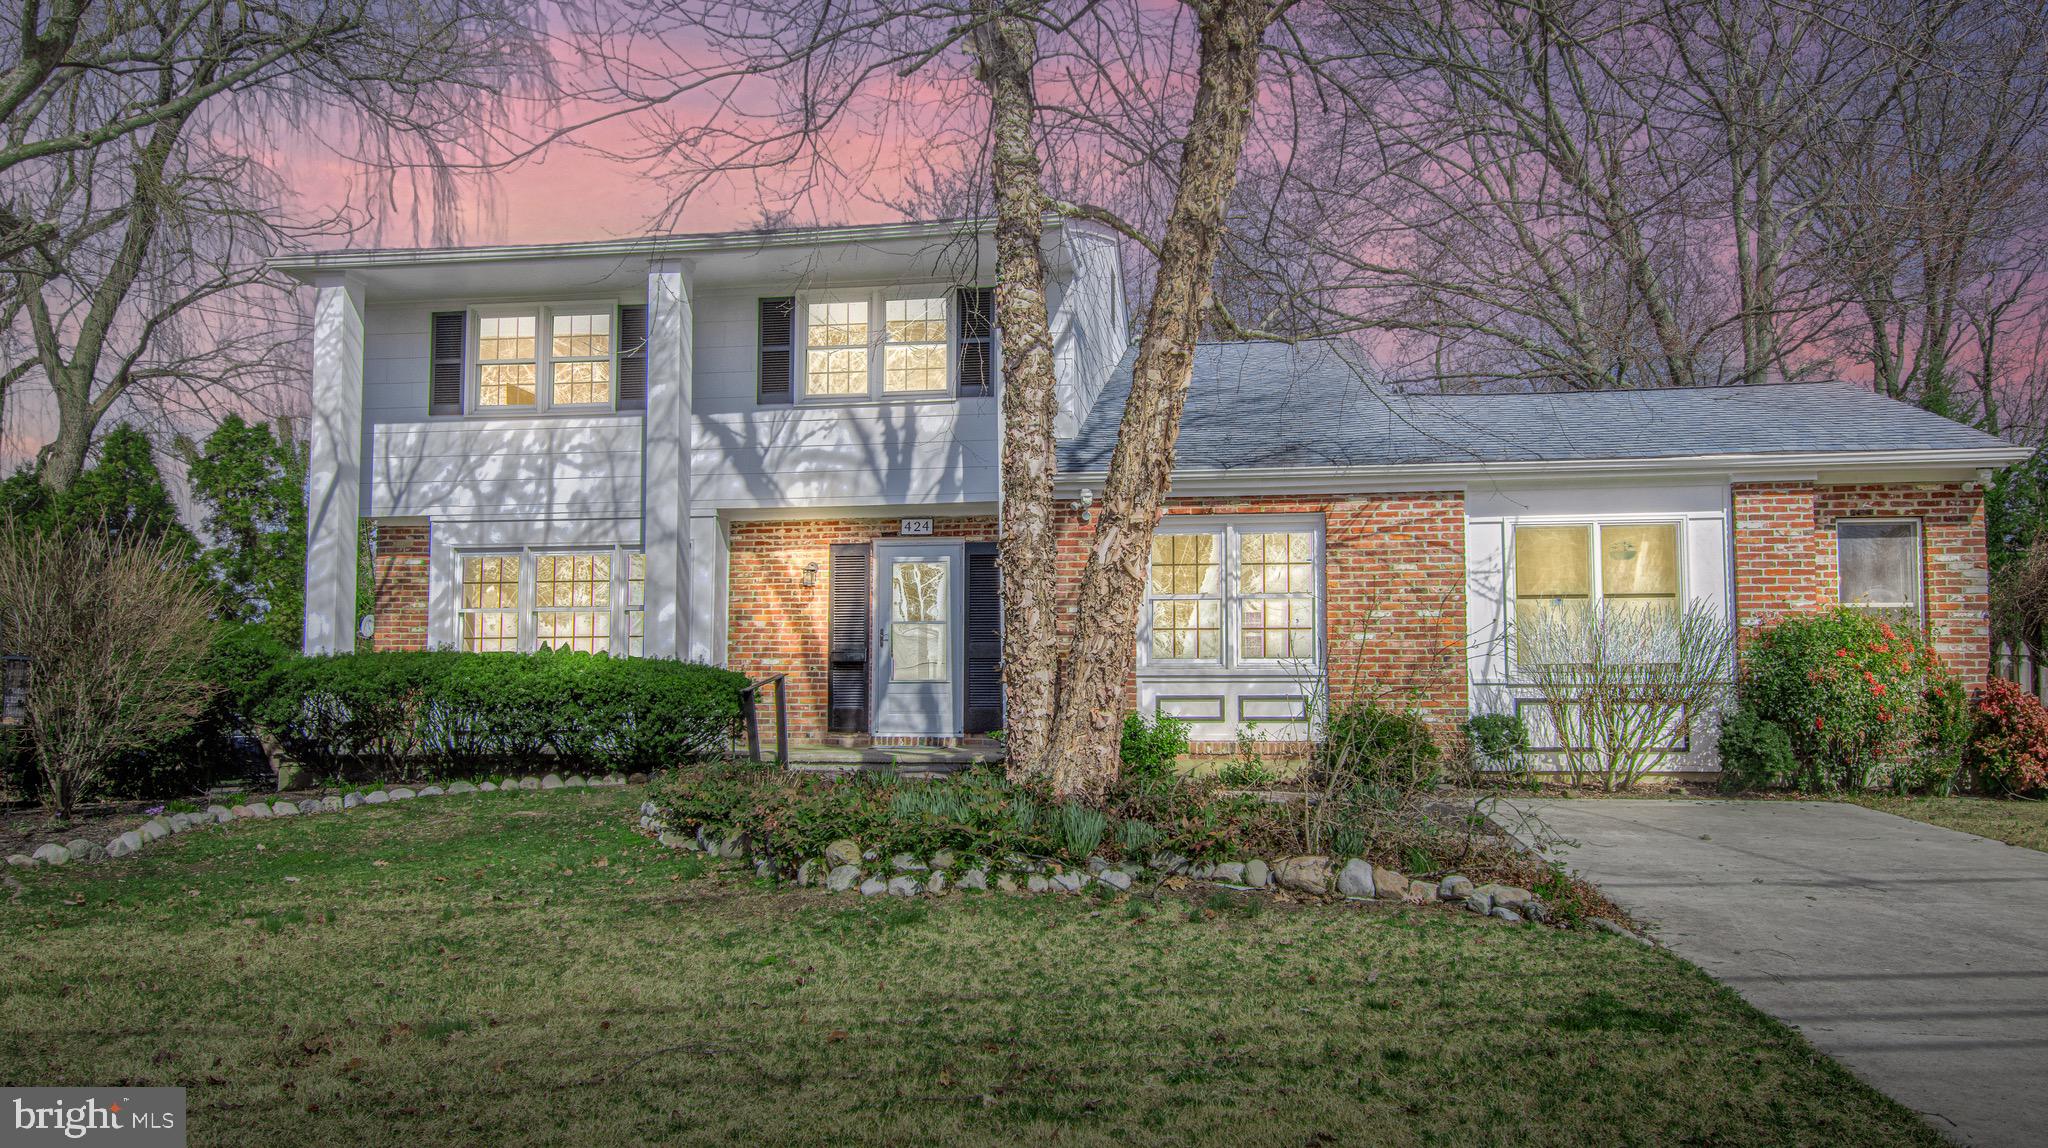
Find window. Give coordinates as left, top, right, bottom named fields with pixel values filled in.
left=533, top=552, right=611, bottom=653
left=884, top=297, right=948, bottom=393
left=889, top=560, right=949, bottom=681
left=460, top=554, right=522, bottom=651
left=804, top=299, right=869, bottom=396
left=624, top=553, right=646, bottom=656
left=1511, top=521, right=1680, bottom=648
left=1148, top=533, right=1221, bottom=661
left=1141, top=521, right=1322, bottom=669
left=476, top=316, right=537, bottom=408
left=472, top=304, right=620, bottom=413
left=455, top=547, right=643, bottom=655
left=1838, top=520, right=1921, bottom=613
left=1239, top=531, right=1317, bottom=660
left=549, top=312, right=612, bottom=405
left=801, top=290, right=953, bottom=399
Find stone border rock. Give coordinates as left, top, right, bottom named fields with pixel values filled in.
left=630, top=805, right=1639, bottom=934
left=4, top=772, right=639, bottom=870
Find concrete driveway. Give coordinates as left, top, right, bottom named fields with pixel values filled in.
left=1506, top=799, right=2048, bottom=1148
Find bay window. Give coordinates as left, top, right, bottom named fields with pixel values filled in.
left=1837, top=520, right=1921, bottom=615
left=801, top=289, right=953, bottom=399
left=456, top=546, right=644, bottom=655
left=1141, top=519, right=1323, bottom=670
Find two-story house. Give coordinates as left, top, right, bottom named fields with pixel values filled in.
left=279, top=217, right=2030, bottom=771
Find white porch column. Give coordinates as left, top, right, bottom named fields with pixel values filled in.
left=303, top=274, right=366, bottom=654
left=643, top=260, right=695, bottom=658
left=686, top=511, right=726, bottom=665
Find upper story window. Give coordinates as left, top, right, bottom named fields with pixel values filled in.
left=549, top=312, right=613, bottom=406
left=453, top=303, right=633, bottom=415
left=1838, top=520, right=1921, bottom=615
left=799, top=289, right=952, bottom=401
left=1140, top=518, right=1323, bottom=671
left=476, top=316, right=538, bottom=408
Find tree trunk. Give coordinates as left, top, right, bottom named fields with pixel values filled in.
left=969, top=2, right=1064, bottom=783
left=1042, top=0, right=1277, bottom=797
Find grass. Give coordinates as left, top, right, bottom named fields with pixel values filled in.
left=1845, top=793, right=2048, bottom=852
left=0, top=787, right=1942, bottom=1147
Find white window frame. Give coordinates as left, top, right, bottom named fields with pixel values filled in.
left=1138, top=515, right=1325, bottom=677
left=796, top=284, right=958, bottom=403
left=1836, top=517, right=1923, bottom=617
left=453, top=544, right=644, bottom=655
left=468, top=301, right=620, bottom=415
left=1507, top=517, right=1686, bottom=672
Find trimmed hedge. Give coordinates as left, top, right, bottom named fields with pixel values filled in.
left=258, top=647, right=747, bottom=781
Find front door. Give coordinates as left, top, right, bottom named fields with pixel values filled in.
left=872, top=541, right=964, bottom=737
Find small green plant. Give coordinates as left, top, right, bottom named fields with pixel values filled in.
left=1117, top=818, right=1161, bottom=856
left=1330, top=825, right=1367, bottom=858
left=1119, top=711, right=1190, bottom=781
left=1321, top=700, right=1442, bottom=791
left=1055, top=803, right=1107, bottom=860
left=1217, top=728, right=1278, bottom=787
left=1716, top=708, right=1798, bottom=791
left=1464, top=712, right=1530, bottom=776
left=164, top=798, right=200, bottom=814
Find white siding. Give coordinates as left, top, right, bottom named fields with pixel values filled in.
left=369, top=415, right=644, bottom=524
left=1053, top=229, right=1131, bottom=438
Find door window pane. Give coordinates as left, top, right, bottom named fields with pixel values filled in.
left=1839, top=521, right=1920, bottom=609
left=891, top=560, right=948, bottom=681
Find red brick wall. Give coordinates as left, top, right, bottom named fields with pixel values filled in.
left=1049, top=491, right=1470, bottom=743
left=726, top=515, right=998, bottom=741
left=369, top=520, right=429, bottom=652
left=1732, top=480, right=1989, bottom=682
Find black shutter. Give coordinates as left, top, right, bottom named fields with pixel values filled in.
left=964, top=541, right=1004, bottom=734
left=828, top=543, right=871, bottom=733
left=758, top=296, right=795, bottom=405
left=430, top=311, right=466, bottom=415
left=616, top=303, right=648, bottom=411
left=957, top=286, right=995, bottom=397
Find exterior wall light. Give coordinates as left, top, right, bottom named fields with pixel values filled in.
left=802, top=561, right=821, bottom=588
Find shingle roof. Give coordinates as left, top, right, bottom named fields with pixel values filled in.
left=1057, top=340, right=2022, bottom=473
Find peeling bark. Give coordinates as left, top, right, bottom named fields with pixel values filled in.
left=969, top=1, right=1063, bottom=783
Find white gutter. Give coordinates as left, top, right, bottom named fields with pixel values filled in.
left=269, top=218, right=1000, bottom=280
left=1052, top=445, right=2036, bottom=496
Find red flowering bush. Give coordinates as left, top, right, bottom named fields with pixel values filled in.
left=1738, top=609, right=1966, bottom=791
left=1965, top=677, right=2048, bottom=796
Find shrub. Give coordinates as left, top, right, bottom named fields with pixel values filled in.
left=1715, top=709, right=1798, bottom=791
left=1319, top=699, right=1441, bottom=790
left=1119, top=711, right=1189, bottom=781
left=260, top=648, right=746, bottom=780
left=1465, top=712, right=1530, bottom=775
left=1514, top=600, right=1733, bottom=791
left=1965, top=677, right=2048, bottom=796
left=1739, top=608, right=1965, bottom=792
left=0, top=520, right=218, bottom=815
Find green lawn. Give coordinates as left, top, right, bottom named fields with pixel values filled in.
left=0, top=787, right=1940, bottom=1147
left=1846, top=793, right=2048, bottom=852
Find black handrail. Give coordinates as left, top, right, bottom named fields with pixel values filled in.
left=738, top=673, right=789, bottom=767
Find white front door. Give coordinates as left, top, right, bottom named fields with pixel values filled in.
left=872, top=540, right=964, bottom=736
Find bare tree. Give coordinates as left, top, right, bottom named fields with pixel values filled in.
left=0, top=0, right=551, bottom=490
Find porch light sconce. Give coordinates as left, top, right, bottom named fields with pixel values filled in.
left=1075, top=487, right=1095, bottom=523
left=801, top=561, right=821, bottom=588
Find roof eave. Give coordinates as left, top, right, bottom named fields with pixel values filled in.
left=269, top=217, right=1001, bottom=282
left=1053, top=445, right=2035, bottom=496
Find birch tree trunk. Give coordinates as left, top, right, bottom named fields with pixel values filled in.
left=969, top=1, right=1062, bottom=782
left=1042, top=0, right=1279, bottom=796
